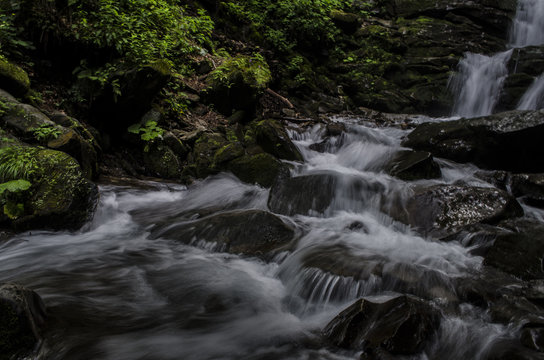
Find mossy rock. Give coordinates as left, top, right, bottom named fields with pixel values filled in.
left=330, top=10, right=359, bottom=34
left=0, top=145, right=98, bottom=231
left=205, top=54, right=271, bottom=115
left=0, top=283, right=46, bottom=360
left=227, top=153, right=284, bottom=188
left=254, top=119, right=303, bottom=161
left=0, top=97, right=99, bottom=180
left=0, top=60, right=30, bottom=97
left=192, top=133, right=229, bottom=178
left=143, top=142, right=182, bottom=179
left=214, top=142, right=245, bottom=165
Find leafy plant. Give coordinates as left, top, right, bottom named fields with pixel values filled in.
left=128, top=120, right=165, bottom=151
left=209, top=53, right=271, bottom=89
left=32, top=124, right=62, bottom=141
left=0, top=146, right=39, bottom=182
left=0, top=179, right=31, bottom=196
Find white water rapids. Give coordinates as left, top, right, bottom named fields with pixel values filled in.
left=0, top=117, right=532, bottom=360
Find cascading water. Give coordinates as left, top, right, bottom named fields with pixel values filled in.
left=449, top=51, right=513, bottom=118
left=450, top=0, right=544, bottom=117
left=518, top=74, right=544, bottom=110
left=1, top=116, right=535, bottom=360
left=509, top=0, right=544, bottom=47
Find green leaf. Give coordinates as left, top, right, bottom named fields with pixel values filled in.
left=127, top=123, right=141, bottom=134
left=0, top=179, right=31, bottom=195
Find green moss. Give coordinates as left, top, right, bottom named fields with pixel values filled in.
left=209, top=53, right=271, bottom=90
left=0, top=59, right=30, bottom=96
left=228, top=153, right=283, bottom=187
left=3, top=201, right=24, bottom=219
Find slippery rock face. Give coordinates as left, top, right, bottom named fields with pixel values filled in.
left=484, top=220, right=544, bottom=280
left=385, top=150, right=441, bottom=181
left=268, top=173, right=338, bottom=216
left=402, top=110, right=544, bottom=172
left=324, top=295, right=440, bottom=356
left=149, top=209, right=295, bottom=258
left=397, top=185, right=523, bottom=237
left=0, top=283, right=46, bottom=360
left=254, top=119, right=303, bottom=162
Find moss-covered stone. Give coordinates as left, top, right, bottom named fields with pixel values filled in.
left=143, top=142, right=182, bottom=179
left=0, top=59, right=30, bottom=97
left=0, top=145, right=98, bottom=231
left=227, top=153, right=284, bottom=187
left=205, top=54, right=271, bottom=115
left=192, top=133, right=229, bottom=178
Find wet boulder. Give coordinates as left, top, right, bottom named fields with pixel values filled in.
left=254, top=119, right=303, bottom=161
left=385, top=150, right=441, bottom=181
left=0, top=283, right=46, bottom=360
left=396, top=185, right=523, bottom=238
left=0, top=145, right=98, bottom=231
left=484, top=220, right=544, bottom=280
left=269, top=171, right=384, bottom=216
left=150, top=209, right=295, bottom=258
left=324, top=295, right=440, bottom=355
left=402, top=110, right=544, bottom=173
left=268, top=173, right=337, bottom=216
left=510, top=174, right=544, bottom=208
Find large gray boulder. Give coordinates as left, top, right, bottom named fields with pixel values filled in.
left=402, top=110, right=544, bottom=172
left=394, top=184, right=523, bottom=238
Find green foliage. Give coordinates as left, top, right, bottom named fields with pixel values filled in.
left=209, top=53, right=271, bottom=89
left=0, top=146, right=39, bottom=182
left=0, top=10, right=34, bottom=57
left=3, top=201, right=24, bottom=219
left=71, top=0, right=214, bottom=64
left=128, top=120, right=165, bottom=142
left=220, top=0, right=354, bottom=52
left=32, top=124, right=61, bottom=141
left=0, top=179, right=31, bottom=195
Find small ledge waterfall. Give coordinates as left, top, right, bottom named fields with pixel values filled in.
left=449, top=51, right=512, bottom=118
left=518, top=74, right=544, bottom=110
left=509, top=0, right=544, bottom=47
left=450, top=0, right=544, bottom=117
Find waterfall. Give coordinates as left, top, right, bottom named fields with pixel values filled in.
left=449, top=51, right=512, bottom=118
left=518, top=74, right=544, bottom=110
left=510, top=0, right=544, bottom=47
left=451, top=0, right=544, bottom=117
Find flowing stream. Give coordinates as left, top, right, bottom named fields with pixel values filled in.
left=450, top=0, right=544, bottom=117
left=0, top=116, right=534, bottom=360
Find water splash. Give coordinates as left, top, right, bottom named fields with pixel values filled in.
left=518, top=74, right=544, bottom=110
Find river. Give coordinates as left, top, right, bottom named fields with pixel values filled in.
left=1, top=115, right=534, bottom=360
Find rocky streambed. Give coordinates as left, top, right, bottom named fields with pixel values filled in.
left=3, top=111, right=544, bottom=359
